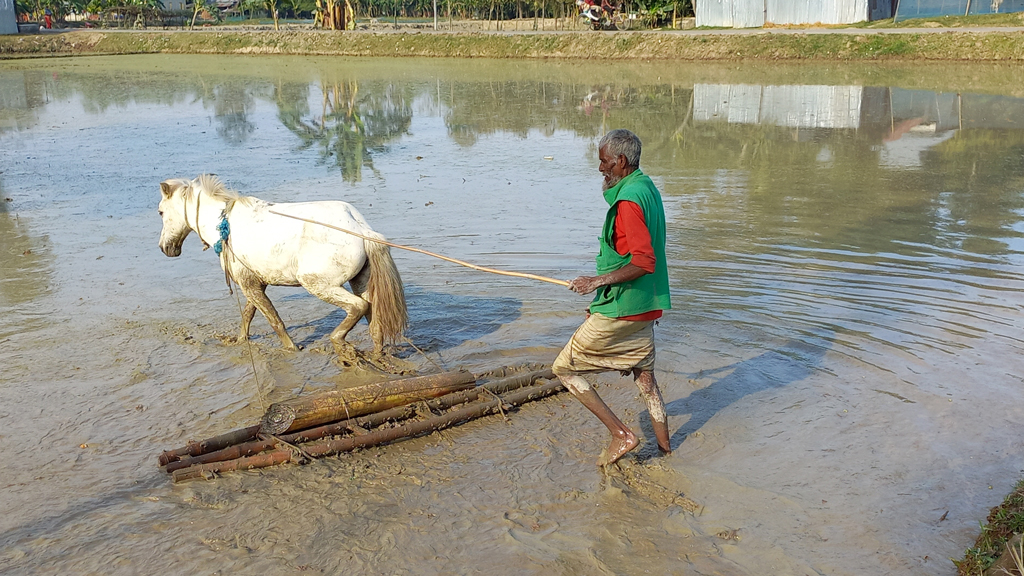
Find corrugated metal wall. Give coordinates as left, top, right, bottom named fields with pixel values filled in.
left=894, top=0, right=1024, bottom=21
left=696, top=0, right=765, bottom=28
left=0, top=0, right=18, bottom=35
left=767, top=0, right=868, bottom=24
left=697, top=0, right=893, bottom=27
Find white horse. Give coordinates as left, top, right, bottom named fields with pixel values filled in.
left=157, top=175, right=407, bottom=361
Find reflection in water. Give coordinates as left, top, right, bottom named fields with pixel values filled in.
left=200, top=80, right=259, bottom=146
left=2, top=65, right=1022, bottom=362
left=0, top=184, right=52, bottom=338
left=0, top=71, right=44, bottom=133
left=675, top=82, right=1024, bottom=360
left=276, top=79, right=412, bottom=181
left=4, top=64, right=1020, bottom=361
left=440, top=81, right=693, bottom=147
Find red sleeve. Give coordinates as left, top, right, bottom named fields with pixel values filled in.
left=612, top=201, right=656, bottom=274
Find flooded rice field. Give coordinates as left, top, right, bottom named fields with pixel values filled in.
left=1, top=55, right=1023, bottom=575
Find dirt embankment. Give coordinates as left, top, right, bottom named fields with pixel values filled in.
left=2, top=28, right=1024, bottom=60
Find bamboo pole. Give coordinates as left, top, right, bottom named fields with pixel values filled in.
left=165, top=369, right=553, bottom=474
left=171, top=379, right=564, bottom=483
left=268, top=209, right=570, bottom=288
left=260, top=370, right=476, bottom=435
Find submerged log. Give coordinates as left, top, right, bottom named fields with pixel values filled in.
left=171, top=378, right=564, bottom=482
left=259, top=369, right=477, bottom=435
left=157, top=424, right=261, bottom=467
left=165, top=369, right=553, bottom=474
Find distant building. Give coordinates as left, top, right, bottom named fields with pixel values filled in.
left=1, top=0, right=17, bottom=35
left=165, top=0, right=187, bottom=10
left=696, top=0, right=896, bottom=28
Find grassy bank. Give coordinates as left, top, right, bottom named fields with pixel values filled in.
left=2, top=28, right=1024, bottom=61
left=956, top=479, right=1024, bottom=576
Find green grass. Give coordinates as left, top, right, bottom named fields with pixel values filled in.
left=955, top=479, right=1024, bottom=576
left=3, top=27, right=1024, bottom=62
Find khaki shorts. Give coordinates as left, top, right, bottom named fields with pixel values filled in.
left=552, top=312, right=656, bottom=376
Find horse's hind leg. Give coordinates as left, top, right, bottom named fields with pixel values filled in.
left=238, top=278, right=298, bottom=351
left=298, top=276, right=368, bottom=361
left=349, top=262, right=381, bottom=352
left=239, top=302, right=256, bottom=343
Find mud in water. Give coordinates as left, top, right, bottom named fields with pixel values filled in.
left=1, top=55, right=1023, bottom=575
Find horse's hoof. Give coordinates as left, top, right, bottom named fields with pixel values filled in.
left=332, top=342, right=359, bottom=366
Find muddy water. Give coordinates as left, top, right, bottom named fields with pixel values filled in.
left=1, top=55, right=1023, bottom=575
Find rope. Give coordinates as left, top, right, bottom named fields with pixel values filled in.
left=402, top=336, right=446, bottom=373
left=267, top=209, right=570, bottom=287
left=223, top=238, right=267, bottom=413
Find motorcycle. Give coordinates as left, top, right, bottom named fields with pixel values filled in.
left=576, top=0, right=622, bottom=30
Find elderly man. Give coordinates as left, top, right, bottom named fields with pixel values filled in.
left=554, top=129, right=672, bottom=466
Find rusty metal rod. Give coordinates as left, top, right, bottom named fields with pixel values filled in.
left=171, top=379, right=564, bottom=483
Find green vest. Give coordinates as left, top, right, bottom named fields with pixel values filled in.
left=589, top=169, right=672, bottom=318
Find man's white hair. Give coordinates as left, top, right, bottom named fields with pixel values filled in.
left=599, top=129, right=642, bottom=168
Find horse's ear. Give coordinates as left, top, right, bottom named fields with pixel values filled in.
left=160, top=181, right=174, bottom=198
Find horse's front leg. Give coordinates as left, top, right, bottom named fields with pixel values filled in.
left=238, top=280, right=298, bottom=351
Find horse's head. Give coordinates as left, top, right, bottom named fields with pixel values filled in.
left=158, top=178, right=193, bottom=257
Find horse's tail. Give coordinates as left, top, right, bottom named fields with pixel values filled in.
left=364, top=232, right=408, bottom=349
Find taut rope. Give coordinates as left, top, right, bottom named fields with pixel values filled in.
left=267, top=210, right=570, bottom=288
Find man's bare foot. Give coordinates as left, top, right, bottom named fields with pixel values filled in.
left=597, top=429, right=639, bottom=467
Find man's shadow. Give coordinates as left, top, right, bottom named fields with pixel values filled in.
left=285, top=284, right=522, bottom=354
left=636, top=337, right=832, bottom=454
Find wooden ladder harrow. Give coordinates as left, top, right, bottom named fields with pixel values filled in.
left=158, top=366, right=564, bottom=483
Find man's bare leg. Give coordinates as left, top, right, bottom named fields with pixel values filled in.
left=558, top=374, right=639, bottom=466
left=633, top=369, right=671, bottom=454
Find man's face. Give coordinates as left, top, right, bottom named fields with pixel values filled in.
left=598, top=145, right=626, bottom=191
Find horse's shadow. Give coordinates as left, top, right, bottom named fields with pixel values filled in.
left=283, top=284, right=522, bottom=354
left=636, top=337, right=832, bottom=455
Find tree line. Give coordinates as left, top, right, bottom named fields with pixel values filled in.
left=15, top=0, right=692, bottom=30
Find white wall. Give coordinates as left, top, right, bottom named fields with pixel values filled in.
left=767, top=0, right=869, bottom=25
left=696, top=0, right=765, bottom=28
left=697, top=0, right=877, bottom=28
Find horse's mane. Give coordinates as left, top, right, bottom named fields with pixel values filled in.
left=188, top=174, right=258, bottom=209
